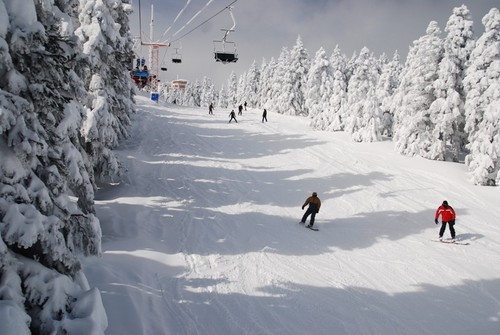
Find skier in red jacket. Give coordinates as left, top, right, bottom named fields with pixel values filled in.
left=435, top=200, right=456, bottom=241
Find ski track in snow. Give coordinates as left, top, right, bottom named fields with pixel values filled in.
left=84, top=95, right=500, bottom=335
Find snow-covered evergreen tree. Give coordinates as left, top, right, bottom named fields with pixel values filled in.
left=376, top=51, right=402, bottom=137
left=200, top=76, right=215, bottom=108
left=345, top=51, right=357, bottom=84
left=345, top=47, right=382, bottom=142
left=240, top=61, right=259, bottom=108
left=165, top=86, right=183, bottom=105
left=75, top=0, right=135, bottom=183
left=259, top=57, right=277, bottom=109
left=326, top=45, right=348, bottom=131
left=271, top=47, right=290, bottom=115
left=428, top=5, right=475, bottom=161
left=392, top=22, right=444, bottom=157
left=226, top=71, right=238, bottom=108
left=305, top=47, right=335, bottom=129
left=217, top=84, right=229, bottom=109
left=277, top=36, right=310, bottom=116
left=236, top=71, right=246, bottom=106
left=183, top=80, right=202, bottom=107
left=0, top=1, right=107, bottom=333
left=463, top=8, right=500, bottom=185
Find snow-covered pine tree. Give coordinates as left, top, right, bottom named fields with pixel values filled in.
left=259, top=57, right=277, bottom=109
left=345, top=51, right=357, bottom=84
left=217, top=84, right=229, bottom=109
left=280, top=35, right=310, bottom=116
left=244, top=60, right=260, bottom=108
left=428, top=5, right=475, bottom=162
left=226, top=71, right=238, bottom=108
left=75, top=0, right=135, bottom=183
left=306, top=47, right=335, bottom=129
left=159, top=83, right=170, bottom=102
left=326, top=45, right=348, bottom=131
left=376, top=51, right=402, bottom=137
left=200, top=76, right=215, bottom=108
left=1, top=1, right=106, bottom=333
left=271, top=47, right=290, bottom=115
left=344, top=47, right=382, bottom=142
left=392, top=22, right=444, bottom=157
left=236, top=71, right=247, bottom=106
left=256, top=58, right=267, bottom=108
left=164, top=86, right=183, bottom=105
left=463, top=8, right=500, bottom=185
left=183, top=80, right=202, bottom=107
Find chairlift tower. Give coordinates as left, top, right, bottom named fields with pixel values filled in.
left=141, top=4, right=169, bottom=99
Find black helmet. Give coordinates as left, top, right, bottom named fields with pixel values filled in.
left=312, top=192, right=317, bottom=197
left=443, top=200, right=448, bottom=206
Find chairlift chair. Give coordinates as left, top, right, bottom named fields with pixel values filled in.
left=214, top=39, right=238, bottom=63
left=160, top=60, right=167, bottom=71
left=213, top=7, right=238, bottom=64
left=172, top=48, right=182, bottom=63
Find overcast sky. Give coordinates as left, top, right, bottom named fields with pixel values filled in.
left=129, top=0, right=498, bottom=88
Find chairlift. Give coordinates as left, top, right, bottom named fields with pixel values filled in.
left=160, top=61, right=168, bottom=71
left=130, top=62, right=149, bottom=88
left=213, top=6, right=238, bottom=64
left=214, top=40, right=238, bottom=63
left=172, top=48, right=182, bottom=64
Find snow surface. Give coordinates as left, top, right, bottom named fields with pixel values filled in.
left=83, top=94, right=500, bottom=335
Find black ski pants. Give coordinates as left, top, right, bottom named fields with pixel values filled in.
left=301, top=208, right=317, bottom=226
left=439, top=221, right=455, bottom=239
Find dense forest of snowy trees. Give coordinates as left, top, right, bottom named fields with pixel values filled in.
left=163, top=5, right=499, bottom=186
left=0, top=0, right=134, bottom=333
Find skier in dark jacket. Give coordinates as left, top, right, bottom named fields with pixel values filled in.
left=435, top=200, right=456, bottom=241
left=209, top=103, right=214, bottom=115
left=300, top=192, right=321, bottom=228
left=238, top=104, right=243, bottom=115
left=262, top=109, right=268, bottom=122
left=229, top=110, right=238, bottom=123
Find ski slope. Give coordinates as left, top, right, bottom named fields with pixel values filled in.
left=83, top=94, right=500, bottom=335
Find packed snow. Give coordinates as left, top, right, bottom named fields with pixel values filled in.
left=83, top=94, right=500, bottom=335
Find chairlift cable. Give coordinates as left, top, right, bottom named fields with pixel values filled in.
left=169, top=0, right=239, bottom=44
left=160, top=0, right=192, bottom=40
left=138, top=0, right=144, bottom=42
left=169, top=0, right=215, bottom=40
left=160, top=47, right=168, bottom=65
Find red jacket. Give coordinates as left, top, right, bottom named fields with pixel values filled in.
left=435, top=205, right=456, bottom=222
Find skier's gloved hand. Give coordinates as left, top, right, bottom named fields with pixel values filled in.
left=302, top=206, right=305, bottom=210
left=434, top=219, right=438, bottom=224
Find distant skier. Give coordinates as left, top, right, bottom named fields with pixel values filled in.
left=238, top=104, right=243, bottom=115
left=300, top=192, right=321, bottom=228
left=229, top=110, right=238, bottom=123
left=435, top=200, right=456, bottom=241
left=244, top=101, right=247, bottom=111
left=209, top=103, right=214, bottom=115
left=262, top=109, right=268, bottom=123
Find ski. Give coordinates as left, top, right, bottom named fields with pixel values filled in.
left=431, top=239, right=469, bottom=245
